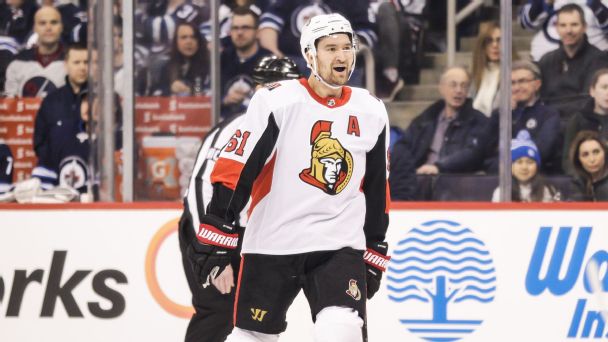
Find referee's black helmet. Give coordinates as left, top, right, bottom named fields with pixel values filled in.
left=252, top=56, right=301, bottom=85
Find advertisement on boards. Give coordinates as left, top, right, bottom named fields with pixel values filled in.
left=0, top=208, right=607, bottom=341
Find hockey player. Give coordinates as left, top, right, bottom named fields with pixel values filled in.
left=188, top=13, right=391, bottom=342
left=179, top=55, right=301, bottom=342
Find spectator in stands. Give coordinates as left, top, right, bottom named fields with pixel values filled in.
left=0, top=142, right=13, bottom=195
left=389, top=66, right=489, bottom=200
left=38, top=0, right=86, bottom=45
left=484, top=60, right=562, bottom=174
left=136, top=0, right=209, bottom=94
left=220, top=6, right=271, bottom=117
left=0, top=0, right=39, bottom=44
left=374, top=0, right=426, bottom=101
left=31, top=44, right=89, bottom=192
left=520, top=0, right=608, bottom=61
left=569, top=130, right=608, bottom=201
left=199, top=0, right=267, bottom=50
left=492, top=130, right=560, bottom=202
left=137, top=0, right=208, bottom=57
left=257, top=0, right=376, bottom=76
left=562, top=68, right=608, bottom=173
left=151, top=22, right=209, bottom=96
left=4, top=5, right=65, bottom=97
left=471, top=21, right=502, bottom=117
left=538, top=4, right=608, bottom=113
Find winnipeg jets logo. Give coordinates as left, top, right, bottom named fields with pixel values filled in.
left=22, top=76, right=57, bottom=97
left=59, top=156, right=88, bottom=190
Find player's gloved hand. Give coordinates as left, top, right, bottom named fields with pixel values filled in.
left=364, top=241, right=391, bottom=299
left=186, top=214, right=239, bottom=289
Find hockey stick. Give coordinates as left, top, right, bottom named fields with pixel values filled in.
left=585, top=260, right=608, bottom=323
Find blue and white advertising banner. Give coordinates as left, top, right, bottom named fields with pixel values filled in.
left=0, top=207, right=607, bottom=341
left=371, top=210, right=608, bottom=342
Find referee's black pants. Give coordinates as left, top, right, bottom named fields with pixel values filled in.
left=178, top=211, right=240, bottom=342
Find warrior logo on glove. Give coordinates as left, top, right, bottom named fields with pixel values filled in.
left=187, top=215, right=240, bottom=289
left=197, top=223, right=239, bottom=249
left=299, top=120, right=353, bottom=195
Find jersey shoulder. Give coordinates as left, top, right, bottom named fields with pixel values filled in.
left=13, top=48, right=36, bottom=62
left=254, top=79, right=307, bottom=111
left=0, top=143, right=11, bottom=157
left=349, top=86, right=389, bottom=121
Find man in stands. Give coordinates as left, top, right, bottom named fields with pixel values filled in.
left=538, top=4, right=608, bottom=113
left=520, top=0, right=608, bottom=61
left=390, top=66, right=488, bottom=200
left=220, top=6, right=271, bottom=118
left=4, top=5, right=66, bottom=97
left=484, top=60, right=562, bottom=174
left=31, top=44, right=89, bottom=192
left=39, top=0, right=86, bottom=44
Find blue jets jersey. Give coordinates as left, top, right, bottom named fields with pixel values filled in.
left=32, top=84, right=89, bottom=192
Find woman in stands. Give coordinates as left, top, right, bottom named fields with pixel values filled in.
left=569, top=130, right=608, bottom=201
left=152, top=22, right=210, bottom=96
left=492, top=130, right=560, bottom=202
left=562, top=69, right=608, bottom=173
left=471, top=21, right=515, bottom=118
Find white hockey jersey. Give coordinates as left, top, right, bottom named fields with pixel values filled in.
left=4, top=48, right=66, bottom=97
left=210, top=78, right=390, bottom=255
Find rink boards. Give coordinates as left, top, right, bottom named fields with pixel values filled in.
left=0, top=202, right=607, bottom=341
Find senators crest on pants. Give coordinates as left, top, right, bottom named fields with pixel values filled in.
left=299, top=120, right=353, bottom=195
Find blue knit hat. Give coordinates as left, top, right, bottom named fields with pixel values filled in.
left=512, top=130, right=541, bottom=165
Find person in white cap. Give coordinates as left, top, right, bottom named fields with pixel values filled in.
left=184, top=13, right=391, bottom=342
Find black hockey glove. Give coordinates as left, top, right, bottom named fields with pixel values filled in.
left=186, top=214, right=239, bottom=289
left=364, top=241, right=391, bottom=299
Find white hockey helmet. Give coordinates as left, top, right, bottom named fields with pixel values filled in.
left=299, top=13, right=357, bottom=86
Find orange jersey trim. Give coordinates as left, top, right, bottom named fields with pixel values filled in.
left=210, top=158, right=245, bottom=191
left=298, top=78, right=352, bottom=108
left=233, top=255, right=245, bottom=326
left=385, top=181, right=391, bottom=214
left=248, top=154, right=277, bottom=217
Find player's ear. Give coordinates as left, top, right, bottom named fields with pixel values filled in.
left=305, top=49, right=314, bottom=67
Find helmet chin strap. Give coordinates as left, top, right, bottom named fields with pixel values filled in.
left=308, top=46, right=357, bottom=91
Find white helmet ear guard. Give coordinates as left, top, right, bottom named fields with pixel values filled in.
left=300, top=13, right=357, bottom=88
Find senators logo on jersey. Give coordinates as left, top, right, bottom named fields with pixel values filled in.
left=299, top=120, right=353, bottom=195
